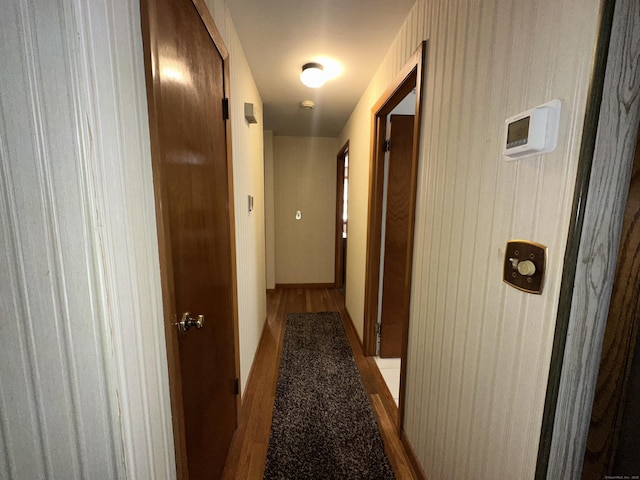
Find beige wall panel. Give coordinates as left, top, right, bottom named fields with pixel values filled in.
left=205, top=0, right=267, bottom=393
left=264, top=131, right=276, bottom=289
left=338, top=0, right=600, bottom=478
left=273, top=136, right=338, bottom=284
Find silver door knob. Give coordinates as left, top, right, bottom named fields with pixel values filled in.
left=175, top=312, right=205, bottom=334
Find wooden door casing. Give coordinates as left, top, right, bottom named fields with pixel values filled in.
left=141, top=0, right=240, bottom=478
left=582, top=126, right=640, bottom=479
left=362, top=42, right=425, bottom=434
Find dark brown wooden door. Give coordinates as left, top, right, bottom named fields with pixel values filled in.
left=582, top=126, right=640, bottom=479
left=379, top=115, right=415, bottom=358
left=335, top=144, right=349, bottom=291
left=142, top=0, right=238, bottom=478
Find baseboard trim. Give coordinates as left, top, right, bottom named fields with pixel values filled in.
left=401, top=430, right=428, bottom=480
left=275, top=283, right=335, bottom=289
left=240, top=315, right=269, bottom=409
left=342, top=306, right=364, bottom=354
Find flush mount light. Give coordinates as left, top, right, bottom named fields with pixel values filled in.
left=300, top=62, right=326, bottom=88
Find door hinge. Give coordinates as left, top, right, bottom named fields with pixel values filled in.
left=384, top=139, right=391, bottom=152
left=222, top=98, right=229, bottom=120
left=376, top=323, right=382, bottom=336
left=234, top=377, right=239, bottom=395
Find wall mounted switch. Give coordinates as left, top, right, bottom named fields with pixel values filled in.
left=503, top=240, right=547, bottom=294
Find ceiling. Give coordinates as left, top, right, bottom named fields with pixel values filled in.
left=225, top=0, right=417, bottom=137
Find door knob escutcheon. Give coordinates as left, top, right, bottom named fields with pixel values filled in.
left=175, top=312, right=205, bottom=334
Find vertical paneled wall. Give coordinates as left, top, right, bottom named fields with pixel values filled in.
left=0, top=0, right=174, bottom=479
left=273, top=136, right=338, bottom=285
left=338, top=0, right=600, bottom=478
left=0, top=3, right=120, bottom=472
left=204, top=0, right=267, bottom=392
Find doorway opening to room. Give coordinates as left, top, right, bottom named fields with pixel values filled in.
left=363, top=41, right=426, bottom=431
left=335, top=142, right=349, bottom=293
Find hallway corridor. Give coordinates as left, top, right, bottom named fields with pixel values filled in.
left=222, top=288, right=422, bottom=479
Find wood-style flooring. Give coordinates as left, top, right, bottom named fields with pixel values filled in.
left=222, top=288, right=422, bottom=479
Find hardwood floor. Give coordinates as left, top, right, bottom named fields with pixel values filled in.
left=222, top=288, right=423, bottom=479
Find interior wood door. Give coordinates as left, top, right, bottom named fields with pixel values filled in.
left=582, top=125, right=640, bottom=479
left=335, top=143, right=349, bottom=291
left=379, top=115, right=415, bottom=358
left=142, top=0, right=238, bottom=478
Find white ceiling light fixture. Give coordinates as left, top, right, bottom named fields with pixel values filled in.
left=300, top=62, right=326, bottom=88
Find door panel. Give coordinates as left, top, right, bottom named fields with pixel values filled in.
left=379, top=115, right=414, bottom=358
left=143, top=0, right=238, bottom=478
left=335, top=144, right=349, bottom=290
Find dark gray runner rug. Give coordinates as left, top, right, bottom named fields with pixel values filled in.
left=264, top=311, right=395, bottom=480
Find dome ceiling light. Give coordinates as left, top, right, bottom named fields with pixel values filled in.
left=300, top=62, right=326, bottom=88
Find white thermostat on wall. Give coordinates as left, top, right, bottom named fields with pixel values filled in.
left=503, top=99, right=561, bottom=160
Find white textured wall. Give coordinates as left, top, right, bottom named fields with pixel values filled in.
left=204, top=0, right=267, bottom=393
left=0, top=0, right=174, bottom=478
left=273, top=136, right=338, bottom=284
left=338, top=0, right=600, bottom=478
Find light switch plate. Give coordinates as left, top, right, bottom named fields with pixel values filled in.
left=503, top=240, right=547, bottom=294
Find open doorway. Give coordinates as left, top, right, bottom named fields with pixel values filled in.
left=363, top=41, right=426, bottom=430
left=335, top=142, right=349, bottom=292
left=377, top=105, right=416, bottom=358
left=373, top=98, right=416, bottom=406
